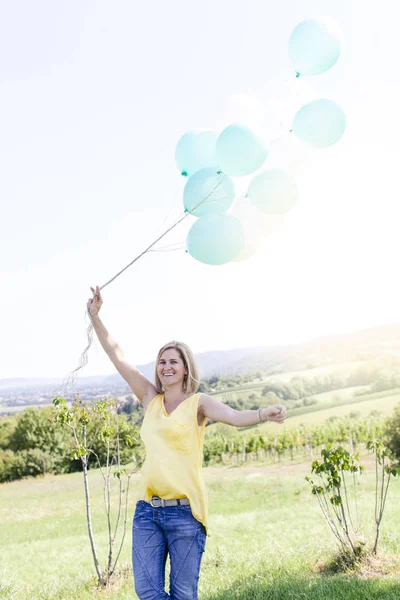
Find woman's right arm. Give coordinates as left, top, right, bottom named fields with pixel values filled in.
left=88, top=286, right=158, bottom=405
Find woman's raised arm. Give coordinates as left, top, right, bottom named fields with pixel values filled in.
left=87, top=286, right=157, bottom=405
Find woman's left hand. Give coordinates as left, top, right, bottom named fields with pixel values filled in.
left=260, top=404, right=287, bottom=424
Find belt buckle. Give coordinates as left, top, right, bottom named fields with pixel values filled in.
left=150, top=496, right=162, bottom=508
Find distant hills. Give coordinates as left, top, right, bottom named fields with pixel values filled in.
left=1, top=323, right=400, bottom=391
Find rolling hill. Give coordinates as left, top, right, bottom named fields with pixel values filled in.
left=1, top=322, right=400, bottom=391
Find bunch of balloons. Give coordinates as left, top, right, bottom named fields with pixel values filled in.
left=176, top=17, right=346, bottom=265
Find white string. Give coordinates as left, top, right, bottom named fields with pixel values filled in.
left=56, top=174, right=227, bottom=395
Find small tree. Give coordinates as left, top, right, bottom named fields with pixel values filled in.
left=53, top=395, right=142, bottom=587
left=306, top=441, right=399, bottom=564
left=367, top=440, right=399, bottom=554
left=306, top=446, right=364, bottom=559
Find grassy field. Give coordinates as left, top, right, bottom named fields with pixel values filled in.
left=281, top=389, right=400, bottom=429
left=258, top=359, right=381, bottom=383
left=213, top=358, right=383, bottom=402
left=205, top=388, right=400, bottom=440
left=1, top=454, right=400, bottom=599
left=309, top=386, right=369, bottom=404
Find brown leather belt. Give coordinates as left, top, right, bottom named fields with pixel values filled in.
left=150, top=495, right=190, bottom=508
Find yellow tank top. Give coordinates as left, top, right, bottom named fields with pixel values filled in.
left=136, top=393, right=209, bottom=534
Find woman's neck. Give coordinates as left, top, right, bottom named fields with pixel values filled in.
left=163, top=385, right=188, bottom=402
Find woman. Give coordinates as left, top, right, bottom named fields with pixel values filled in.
left=88, top=285, right=286, bottom=600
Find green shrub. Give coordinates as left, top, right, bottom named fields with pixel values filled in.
left=0, top=448, right=56, bottom=482
left=385, top=403, right=400, bottom=462
left=0, top=449, right=25, bottom=482
left=303, top=397, right=318, bottom=407
left=0, top=417, right=17, bottom=450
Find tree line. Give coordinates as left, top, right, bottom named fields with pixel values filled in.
left=1, top=404, right=400, bottom=483
left=0, top=406, right=142, bottom=483
left=1, top=356, right=400, bottom=484
left=197, top=359, right=400, bottom=399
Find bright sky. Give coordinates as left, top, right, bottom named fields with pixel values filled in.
left=2, top=0, right=400, bottom=379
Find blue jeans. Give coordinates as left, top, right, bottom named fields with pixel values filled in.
left=132, top=500, right=207, bottom=600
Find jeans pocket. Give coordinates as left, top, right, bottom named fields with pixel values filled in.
left=178, top=504, right=194, bottom=518
left=197, top=527, right=207, bottom=554
left=133, top=501, right=151, bottom=523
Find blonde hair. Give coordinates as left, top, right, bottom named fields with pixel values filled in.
left=155, top=341, right=199, bottom=394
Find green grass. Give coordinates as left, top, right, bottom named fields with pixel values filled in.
left=1, top=456, right=400, bottom=599
left=259, top=359, right=381, bottom=383
left=212, top=383, right=367, bottom=408
left=282, top=390, right=400, bottom=429
left=309, top=386, right=369, bottom=404
left=206, top=388, right=400, bottom=439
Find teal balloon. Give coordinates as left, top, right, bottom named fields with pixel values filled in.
left=292, top=99, right=346, bottom=148
left=187, top=212, right=245, bottom=265
left=183, top=168, right=235, bottom=217
left=216, top=124, right=268, bottom=176
left=175, top=130, right=217, bottom=177
left=248, top=169, right=298, bottom=215
left=288, top=18, right=342, bottom=76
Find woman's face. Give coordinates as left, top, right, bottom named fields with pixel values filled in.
left=157, top=348, right=187, bottom=389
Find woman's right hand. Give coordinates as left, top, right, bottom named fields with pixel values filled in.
left=87, top=285, right=103, bottom=318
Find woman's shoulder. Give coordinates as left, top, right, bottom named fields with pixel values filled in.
left=143, top=392, right=162, bottom=411
left=197, top=392, right=212, bottom=409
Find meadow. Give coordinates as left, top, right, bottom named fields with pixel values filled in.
left=282, top=389, right=400, bottom=429
left=1, top=450, right=400, bottom=600
left=2, top=356, right=400, bottom=598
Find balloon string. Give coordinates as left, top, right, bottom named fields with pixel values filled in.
left=98, top=210, right=189, bottom=293
left=101, top=172, right=226, bottom=291
left=99, top=171, right=225, bottom=291
left=149, top=241, right=186, bottom=252
left=59, top=174, right=227, bottom=392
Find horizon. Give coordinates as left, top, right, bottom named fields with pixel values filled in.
left=3, top=320, right=398, bottom=382
left=3, top=1, right=400, bottom=379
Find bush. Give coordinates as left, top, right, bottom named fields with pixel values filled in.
left=203, top=436, right=226, bottom=465
left=0, top=449, right=25, bottom=482
left=0, top=448, right=56, bottom=482
left=349, top=411, right=361, bottom=419
left=303, top=397, right=318, bottom=407
left=8, top=407, right=71, bottom=456
left=0, top=417, right=17, bottom=450
left=0, top=404, right=144, bottom=482
left=22, top=448, right=58, bottom=477
left=385, top=404, right=400, bottom=461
